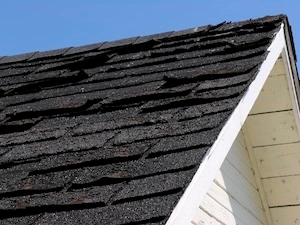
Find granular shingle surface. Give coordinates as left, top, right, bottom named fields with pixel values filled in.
left=0, top=15, right=288, bottom=224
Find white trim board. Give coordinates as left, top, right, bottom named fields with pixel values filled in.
left=166, top=24, right=286, bottom=225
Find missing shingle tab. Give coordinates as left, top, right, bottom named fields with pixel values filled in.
left=6, top=70, right=89, bottom=96
left=0, top=117, right=42, bottom=135
left=0, top=15, right=288, bottom=224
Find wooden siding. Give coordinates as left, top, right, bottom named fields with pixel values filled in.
left=192, top=131, right=267, bottom=225
left=262, top=175, right=300, bottom=207
left=247, top=110, right=299, bottom=146
left=250, top=62, right=292, bottom=114
left=191, top=56, right=300, bottom=225
left=245, top=57, right=300, bottom=225
left=270, top=206, right=300, bottom=225
left=254, top=142, right=300, bottom=178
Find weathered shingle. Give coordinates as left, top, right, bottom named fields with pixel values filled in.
left=0, top=52, right=37, bottom=65
left=0, top=14, right=287, bottom=224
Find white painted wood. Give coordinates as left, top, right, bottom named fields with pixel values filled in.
left=208, top=181, right=266, bottom=225
left=226, top=145, right=256, bottom=187
left=227, top=135, right=251, bottom=168
left=262, top=175, right=300, bottom=207
left=217, top=159, right=257, bottom=193
left=243, top=28, right=300, bottom=225
left=242, top=126, right=274, bottom=225
left=246, top=110, right=300, bottom=147
left=214, top=168, right=263, bottom=213
left=191, top=207, right=222, bottom=225
left=200, top=194, right=238, bottom=225
left=254, top=142, right=300, bottom=178
left=166, top=25, right=285, bottom=225
left=250, top=74, right=292, bottom=114
left=236, top=131, right=247, bottom=148
left=192, top=130, right=268, bottom=225
left=270, top=206, right=300, bottom=225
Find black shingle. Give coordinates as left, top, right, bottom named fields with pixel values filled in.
left=0, top=66, right=38, bottom=78
left=169, top=25, right=209, bottom=38
left=99, top=36, right=139, bottom=50
left=0, top=15, right=289, bottom=224
left=0, top=52, right=37, bottom=65
left=0, top=131, right=115, bottom=164
left=28, top=47, right=71, bottom=61
left=33, top=194, right=180, bottom=225
left=112, top=170, right=195, bottom=204
left=64, top=42, right=106, bottom=55
left=0, top=184, right=123, bottom=211
left=0, top=215, right=41, bottom=225
left=0, top=170, right=80, bottom=195
left=133, top=31, right=174, bottom=44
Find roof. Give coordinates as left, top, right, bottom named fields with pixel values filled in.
left=0, top=15, right=289, bottom=225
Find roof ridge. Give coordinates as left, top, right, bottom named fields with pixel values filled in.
left=0, top=14, right=286, bottom=66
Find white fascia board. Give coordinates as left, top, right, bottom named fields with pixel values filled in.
left=166, top=24, right=286, bottom=225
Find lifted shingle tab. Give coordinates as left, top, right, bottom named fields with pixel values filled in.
left=169, top=25, right=209, bottom=38
left=0, top=14, right=290, bottom=225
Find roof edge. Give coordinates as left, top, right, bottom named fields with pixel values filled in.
left=0, top=14, right=286, bottom=65
left=166, top=24, right=286, bottom=225
left=283, top=16, right=297, bottom=63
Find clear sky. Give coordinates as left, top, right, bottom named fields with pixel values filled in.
left=0, top=1, right=299, bottom=68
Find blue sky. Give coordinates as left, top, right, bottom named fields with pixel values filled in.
left=0, top=1, right=299, bottom=68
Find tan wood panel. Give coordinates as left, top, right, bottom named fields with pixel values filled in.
left=246, top=111, right=300, bottom=147
left=269, top=58, right=285, bottom=77
left=270, top=206, right=300, bottom=225
left=262, top=175, right=300, bottom=207
left=250, top=74, right=292, bottom=114
left=254, top=142, right=300, bottom=178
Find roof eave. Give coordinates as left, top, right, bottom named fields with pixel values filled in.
left=166, top=23, right=289, bottom=225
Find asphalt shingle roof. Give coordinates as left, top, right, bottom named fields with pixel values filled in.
left=0, top=15, right=287, bottom=224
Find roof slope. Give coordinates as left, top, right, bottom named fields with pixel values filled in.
left=0, top=15, right=286, bottom=225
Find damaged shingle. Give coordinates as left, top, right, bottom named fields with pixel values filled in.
left=0, top=15, right=288, bottom=225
